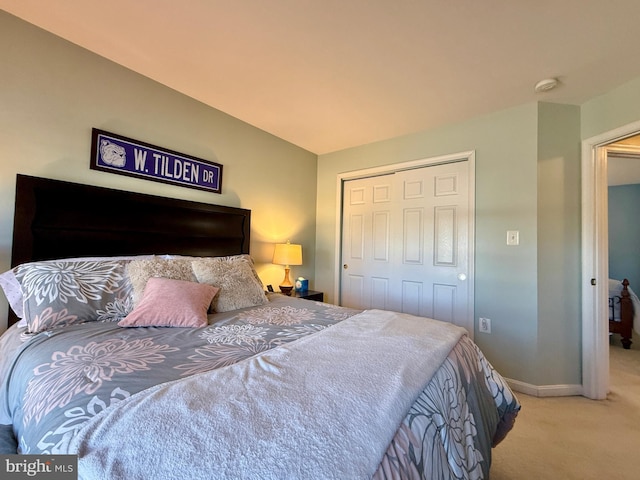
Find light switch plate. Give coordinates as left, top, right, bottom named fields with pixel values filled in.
left=479, top=317, right=491, bottom=333
left=506, top=230, right=519, bottom=246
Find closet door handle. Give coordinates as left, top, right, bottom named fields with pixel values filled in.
left=343, top=264, right=348, bottom=269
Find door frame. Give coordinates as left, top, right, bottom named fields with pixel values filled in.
left=334, top=150, right=476, bottom=332
left=581, top=120, right=640, bottom=399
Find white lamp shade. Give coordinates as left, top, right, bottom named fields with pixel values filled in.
left=272, top=243, right=302, bottom=266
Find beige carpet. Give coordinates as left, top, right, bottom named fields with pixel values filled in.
left=491, top=334, right=640, bottom=479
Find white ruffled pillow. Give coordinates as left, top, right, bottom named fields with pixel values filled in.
left=0, top=268, right=24, bottom=319
left=191, top=257, right=267, bottom=312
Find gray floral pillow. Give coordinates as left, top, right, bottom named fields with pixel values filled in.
left=14, top=259, right=136, bottom=334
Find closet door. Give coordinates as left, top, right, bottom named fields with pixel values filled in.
left=340, top=160, right=471, bottom=332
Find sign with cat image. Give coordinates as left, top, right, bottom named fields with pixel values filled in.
left=90, top=128, right=223, bottom=193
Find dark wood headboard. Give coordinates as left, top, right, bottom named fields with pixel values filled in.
left=9, top=174, right=251, bottom=325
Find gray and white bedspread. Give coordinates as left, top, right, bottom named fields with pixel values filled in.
left=0, top=294, right=519, bottom=479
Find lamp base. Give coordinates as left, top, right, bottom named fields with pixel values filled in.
left=279, top=285, right=294, bottom=295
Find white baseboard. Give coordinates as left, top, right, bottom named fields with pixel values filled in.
left=506, top=378, right=583, bottom=397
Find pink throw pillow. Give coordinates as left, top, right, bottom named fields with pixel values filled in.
left=118, top=277, right=219, bottom=327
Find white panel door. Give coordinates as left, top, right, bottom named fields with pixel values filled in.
left=340, top=161, right=471, bottom=333
left=341, top=174, right=394, bottom=311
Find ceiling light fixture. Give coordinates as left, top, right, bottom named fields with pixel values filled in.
left=534, top=78, right=559, bottom=93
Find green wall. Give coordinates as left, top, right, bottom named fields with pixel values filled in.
left=582, top=76, right=640, bottom=140
left=317, top=73, right=640, bottom=388
left=316, top=102, right=584, bottom=386
left=316, top=103, right=545, bottom=383
left=0, top=12, right=318, bottom=331
left=536, top=102, right=581, bottom=386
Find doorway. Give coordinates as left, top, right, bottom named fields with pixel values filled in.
left=335, top=151, right=475, bottom=336
left=582, top=120, right=640, bottom=399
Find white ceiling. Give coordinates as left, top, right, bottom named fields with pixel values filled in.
left=3, top=0, right=640, bottom=154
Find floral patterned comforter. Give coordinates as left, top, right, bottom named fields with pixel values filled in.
left=0, top=294, right=519, bottom=479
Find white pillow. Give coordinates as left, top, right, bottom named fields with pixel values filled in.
left=0, top=268, right=24, bottom=319
left=191, top=257, right=267, bottom=313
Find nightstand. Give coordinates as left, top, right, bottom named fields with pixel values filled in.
left=292, top=290, right=324, bottom=302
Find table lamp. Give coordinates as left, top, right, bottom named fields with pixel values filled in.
left=272, top=241, right=302, bottom=295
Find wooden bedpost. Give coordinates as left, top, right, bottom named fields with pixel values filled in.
left=618, top=279, right=633, bottom=349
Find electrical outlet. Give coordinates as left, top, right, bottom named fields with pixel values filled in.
left=479, top=317, right=491, bottom=333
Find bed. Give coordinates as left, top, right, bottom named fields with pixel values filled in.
left=0, top=174, right=520, bottom=479
left=609, top=278, right=640, bottom=349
